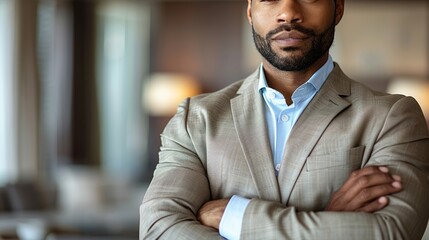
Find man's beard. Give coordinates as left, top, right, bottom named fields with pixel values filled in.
left=252, top=21, right=335, bottom=72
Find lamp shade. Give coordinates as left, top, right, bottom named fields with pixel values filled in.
left=387, top=77, right=429, bottom=121
left=143, top=73, right=201, bottom=116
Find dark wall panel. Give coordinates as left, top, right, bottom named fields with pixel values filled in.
left=151, top=1, right=249, bottom=92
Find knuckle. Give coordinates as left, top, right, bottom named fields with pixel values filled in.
left=357, top=176, right=369, bottom=187
left=358, top=188, right=371, bottom=202
left=351, top=170, right=360, bottom=178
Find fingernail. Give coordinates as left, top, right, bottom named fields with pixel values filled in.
left=392, top=175, right=402, bottom=181
left=378, top=196, right=388, bottom=204
left=392, top=181, right=402, bottom=188
left=378, top=166, right=389, bottom=173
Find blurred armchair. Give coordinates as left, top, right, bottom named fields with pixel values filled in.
left=0, top=181, right=55, bottom=212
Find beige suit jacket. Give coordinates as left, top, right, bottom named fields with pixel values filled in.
left=140, top=64, right=429, bottom=239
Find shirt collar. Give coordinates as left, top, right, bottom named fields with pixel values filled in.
left=258, top=55, right=334, bottom=93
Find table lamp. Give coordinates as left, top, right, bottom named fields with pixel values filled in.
left=143, top=73, right=201, bottom=116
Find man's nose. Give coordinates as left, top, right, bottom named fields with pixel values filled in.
left=276, top=0, right=303, bottom=24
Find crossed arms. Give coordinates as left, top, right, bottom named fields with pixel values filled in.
left=198, top=166, right=403, bottom=230
left=140, top=96, right=429, bottom=240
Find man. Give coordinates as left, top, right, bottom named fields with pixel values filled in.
left=140, top=0, right=429, bottom=239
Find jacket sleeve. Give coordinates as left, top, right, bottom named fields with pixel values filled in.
left=240, top=97, right=429, bottom=239
left=139, top=98, right=222, bottom=240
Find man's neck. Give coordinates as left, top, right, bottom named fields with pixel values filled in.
left=262, top=54, right=329, bottom=105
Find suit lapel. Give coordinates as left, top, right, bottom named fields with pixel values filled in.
left=231, top=70, right=281, bottom=202
left=277, top=64, right=352, bottom=204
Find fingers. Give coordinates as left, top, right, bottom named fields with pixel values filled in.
left=325, top=166, right=403, bottom=212
left=357, top=196, right=389, bottom=213
left=344, top=175, right=402, bottom=211
left=339, top=166, right=390, bottom=192
left=338, top=169, right=402, bottom=206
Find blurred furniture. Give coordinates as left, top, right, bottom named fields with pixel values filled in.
left=0, top=181, right=142, bottom=240
left=0, top=182, right=53, bottom=213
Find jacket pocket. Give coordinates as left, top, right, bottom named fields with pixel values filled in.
left=306, top=145, right=365, bottom=172
left=289, top=146, right=366, bottom=210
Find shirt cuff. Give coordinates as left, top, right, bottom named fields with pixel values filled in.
left=219, top=195, right=251, bottom=240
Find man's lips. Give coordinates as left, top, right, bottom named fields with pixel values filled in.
left=271, top=31, right=309, bottom=47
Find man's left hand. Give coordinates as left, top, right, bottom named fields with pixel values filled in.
left=197, top=198, right=230, bottom=229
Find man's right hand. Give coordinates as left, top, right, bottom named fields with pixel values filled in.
left=325, top=166, right=402, bottom=213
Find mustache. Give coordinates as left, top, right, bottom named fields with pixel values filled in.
left=266, top=23, right=316, bottom=40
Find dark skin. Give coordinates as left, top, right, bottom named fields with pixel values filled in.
left=197, top=0, right=403, bottom=230
left=252, top=0, right=342, bottom=103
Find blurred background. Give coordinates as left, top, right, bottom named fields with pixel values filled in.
left=0, top=0, right=428, bottom=239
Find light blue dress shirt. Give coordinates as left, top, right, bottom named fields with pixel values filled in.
left=219, top=56, right=334, bottom=240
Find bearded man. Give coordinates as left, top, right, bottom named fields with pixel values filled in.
left=140, top=0, right=429, bottom=239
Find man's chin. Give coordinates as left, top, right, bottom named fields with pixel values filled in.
left=267, top=54, right=312, bottom=72
left=275, top=48, right=307, bottom=59
left=275, top=54, right=307, bottom=66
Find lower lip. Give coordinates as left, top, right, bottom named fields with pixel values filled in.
left=273, top=38, right=307, bottom=48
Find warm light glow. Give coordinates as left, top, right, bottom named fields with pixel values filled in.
left=143, top=73, right=201, bottom=116
left=387, top=78, right=429, bottom=121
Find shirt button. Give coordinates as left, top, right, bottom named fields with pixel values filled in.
left=281, top=114, right=289, bottom=122
left=275, top=164, right=281, bottom=172
left=268, top=92, right=276, bottom=99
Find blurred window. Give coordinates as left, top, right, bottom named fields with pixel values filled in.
left=0, top=0, right=18, bottom=184
left=37, top=0, right=75, bottom=177
left=96, top=1, right=150, bottom=181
